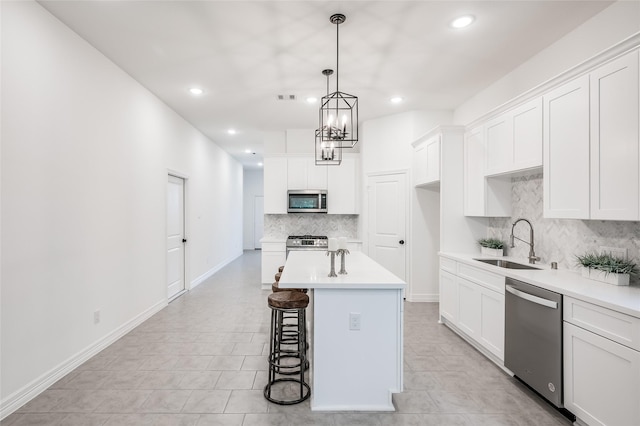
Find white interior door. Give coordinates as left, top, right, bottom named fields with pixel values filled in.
left=167, top=175, right=185, bottom=300
left=367, top=172, right=407, bottom=281
left=254, top=196, right=264, bottom=249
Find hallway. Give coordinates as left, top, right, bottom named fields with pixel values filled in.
left=3, top=251, right=569, bottom=425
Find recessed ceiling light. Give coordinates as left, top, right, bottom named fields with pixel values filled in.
left=189, top=87, right=204, bottom=95
left=244, top=149, right=251, bottom=153
left=450, top=15, right=474, bottom=29
left=258, top=162, right=263, bottom=167
left=306, top=97, right=318, bottom=104
left=390, top=96, right=403, bottom=104
left=227, top=129, right=237, bottom=135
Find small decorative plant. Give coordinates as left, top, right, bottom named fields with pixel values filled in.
left=576, top=252, right=637, bottom=286
left=478, top=238, right=505, bottom=256
left=478, top=238, right=505, bottom=250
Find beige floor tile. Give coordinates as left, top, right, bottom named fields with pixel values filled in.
left=214, top=371, right=256, bottom=390
left=223, top=390, right=268, bottom=414
left=195, top=414, right=244, bottom=425
left=140, top=390, right=192, bottom=413
left=181, top=390, right=231, bottom=414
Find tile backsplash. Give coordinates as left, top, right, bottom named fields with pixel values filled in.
left=264, top=214, right=358, bottom=239
left=488, top=173, right=640, bottom=283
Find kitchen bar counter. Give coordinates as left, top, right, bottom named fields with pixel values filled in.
left=279, top=251, right=406, bottom=411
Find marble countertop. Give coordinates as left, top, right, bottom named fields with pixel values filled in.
left=279, top=251, right=406, bottom=290
left=440, top=252, right=640, bottom=319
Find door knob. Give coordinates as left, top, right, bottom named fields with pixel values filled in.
left=182, top=238, right=187, bottom=243
left=399, top=240, right=405, bottom=245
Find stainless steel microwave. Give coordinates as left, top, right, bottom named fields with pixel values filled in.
left=287, top=190, right=327, bottom=213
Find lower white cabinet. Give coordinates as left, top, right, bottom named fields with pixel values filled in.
left=261, top=242, right=286, bottom=284
left=439, top=269, right=458, bottom=323
left=439, top=258, right=505, bottom=361
left=563, top=296, right=640, bottom=426
left=564, top=322, right=640, bottom=426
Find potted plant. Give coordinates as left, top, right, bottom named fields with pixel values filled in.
left=478, top=238, right=505, bottom=257
left=576, top=252, right=638, bottom=286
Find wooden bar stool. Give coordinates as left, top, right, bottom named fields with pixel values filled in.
left=264, top=291, right=310, bottom=405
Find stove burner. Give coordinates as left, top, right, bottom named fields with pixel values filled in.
left=288, top=235, right=327, bottom=240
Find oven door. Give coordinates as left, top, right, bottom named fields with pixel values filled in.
left=287, top=190, right=327, bottom=213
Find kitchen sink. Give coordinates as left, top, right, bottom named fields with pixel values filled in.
left=473, top=258, right=541, bottom=270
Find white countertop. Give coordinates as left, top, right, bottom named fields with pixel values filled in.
left=440, top=252, right=640, bottom=319
left=279, top=251, right=406, bottom=290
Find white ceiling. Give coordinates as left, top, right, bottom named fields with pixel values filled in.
left=39, top=1, right=613, bottom=169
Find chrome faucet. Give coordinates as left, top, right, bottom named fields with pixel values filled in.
left=509, top=218, right=540, bottom=264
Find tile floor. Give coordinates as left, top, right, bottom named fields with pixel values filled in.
left=2, top=250, right=571, bottom=426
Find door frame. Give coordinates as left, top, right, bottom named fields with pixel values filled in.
left=167, top=169, right=190, bottom=300
left=364, top=169, right=410, bottom=292
left=254, top=195, right=264, bottom=249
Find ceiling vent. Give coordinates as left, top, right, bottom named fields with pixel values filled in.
left=277, top=94, right=297, bottom=101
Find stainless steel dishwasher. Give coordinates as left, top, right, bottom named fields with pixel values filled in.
left=505, top=277, right=563, bottom=408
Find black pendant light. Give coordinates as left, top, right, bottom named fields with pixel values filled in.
left=315, top=69, right=342, bottom=165
left=319, top=13, right=358, bottom=148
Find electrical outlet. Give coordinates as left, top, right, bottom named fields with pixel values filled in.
left=349, top=312, right=361, bottom=331
left=94, top=310, right=100, bottom=324
left=600, top=246, right=627, bottom=259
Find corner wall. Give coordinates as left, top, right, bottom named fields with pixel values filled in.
left=454, top=1, right=640, bottom=124
left=0, top=1, right=243, bottom=415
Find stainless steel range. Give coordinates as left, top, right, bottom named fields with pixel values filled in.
left=286, top=235, right=328, bottom=257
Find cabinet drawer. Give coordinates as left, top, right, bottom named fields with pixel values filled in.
left=456, top=263, right=504, bottom=294
left=564, top=296, right=640, bottom=351
left=262, top=242, right=285, bottom=252
left=440, top=257, right=457, bottom=273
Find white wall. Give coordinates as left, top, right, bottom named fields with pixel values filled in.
left=0, top=1, right=243, bottom=415
left=360, top=110, right=452, bottom=301
left=454, top=1, right=640, bottom=125
left=243, top=169, right=264, bottom=250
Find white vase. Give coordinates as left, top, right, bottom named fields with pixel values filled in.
left=581, top=267, right=630, bottom=286
left=481, top=247, right=503, bottom=257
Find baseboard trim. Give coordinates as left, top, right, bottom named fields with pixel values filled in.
left=0, top=299, right=167, bottom=420
left=190, top=251, right=243, bottom=290
left=406, top=294, right=439, bottom=302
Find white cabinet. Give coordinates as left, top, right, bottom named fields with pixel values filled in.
left=564, top=323, right=640, bottom=426
left=463, top=127, right=511, bottom=217
left=511, top=97, right=543, bottom=171
left=478, top=287, right=504, bottom=359
left=590, top=50, right=639, bottom=221
left=439, top=257, right=505, bottom=361
left=327, top=157, right=358, bottom=214
left=287, top=157, right=327, bottom=190
left=412, top=135, right=440, bottom=187
left=484, top=115, right=511, bottom=176
left=261, top=242, right=286, bottom=284
left=264, top=157, right=288, bottom=214
left=544, top=49, right=640, bottom=221
left=564, top=296, right=640, bottom=426
left=484, top=97, right=543, bottom=177
left=543, top=75, right=591, bottom=219
left=439, top=269, right=458, bottom=323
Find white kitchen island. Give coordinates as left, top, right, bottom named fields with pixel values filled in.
left=278, top=250, right=406, bottom=411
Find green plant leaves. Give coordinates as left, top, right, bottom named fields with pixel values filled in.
left=575, top=252, right=638, bottom=275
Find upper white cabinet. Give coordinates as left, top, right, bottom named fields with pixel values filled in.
left=287, top=157, right=327, bottom=190
left=484, top=97, right=542, bottom=177
left=327, top=156, right=359, bottom=214
left=543, top=75, right=591, bottom=219
left=511, top=97, right=543, bottom=171
left=264, top=157, right=288, bottom=214
left=590, top=50, right=639, bottom=221
left=412, top=135, right=441, bottom=187
left=484, top=115, right=511, bottom=176
left=544, top=49, right=640, bottom=220
left=463, top=126, right=511, bottom=217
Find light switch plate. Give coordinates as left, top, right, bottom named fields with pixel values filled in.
left=349, top=312, right=361, bottom=331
